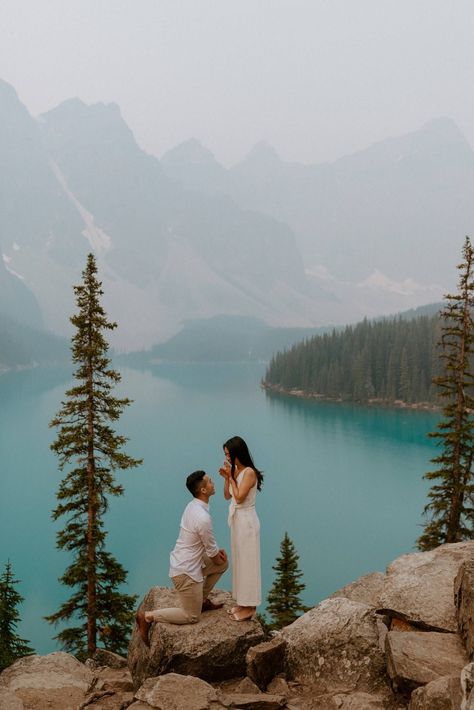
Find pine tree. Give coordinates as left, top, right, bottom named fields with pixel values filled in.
left=0, top=561, right=34, bottom=671
left=266, top=532, right=307, bottom=630
left=46, top=253, right=142, bottom=659
left=418, top=237, right=474, bottom=550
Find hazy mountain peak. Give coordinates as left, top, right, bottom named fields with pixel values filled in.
left=41, top=98, right=124, bottom=132
left=242, top=140, right=281, bottom=165
left=161, top=138, right=221, bottom=167
left=40, top=97, right=135, bottom=147
left=415, top=116, right=473, bottom=154
left=0, top=78, right=38, bottom=131
left=41, top=96, right=121, bottom=119
left=332, top=116, right=473, bottom=177
left=419, top=115, right=466, bottom=138
left=0, top=78, right=21, bottom=103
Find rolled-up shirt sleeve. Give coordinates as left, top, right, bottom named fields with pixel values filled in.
left=199, top=517, right=219, bottom=559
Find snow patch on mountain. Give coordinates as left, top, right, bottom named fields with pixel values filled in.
left=357, top=269, right=441, bottom=297
left=49, top=160, right=112, bottom=254
left=2, top=254, right=24, bottom=280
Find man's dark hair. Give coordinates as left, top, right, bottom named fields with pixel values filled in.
left=186, top=470, right=206, bottom=497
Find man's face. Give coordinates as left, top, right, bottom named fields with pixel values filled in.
left=201, top=474, right=215, bottom=497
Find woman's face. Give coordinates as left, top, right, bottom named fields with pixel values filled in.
left=224, top=446, right=231, bottom=464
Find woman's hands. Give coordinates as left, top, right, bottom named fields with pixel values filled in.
left=219, top=460, right=231, bottom=479
left=220, top=461, right=232, bottom=500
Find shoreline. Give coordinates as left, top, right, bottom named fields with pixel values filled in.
left=261, top=382, right=441, bottom=411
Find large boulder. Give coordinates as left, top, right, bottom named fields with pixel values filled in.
left=80, top=663, right=135, bottom=708
left=130, top=673, right=286, bottom=710
left=377, top=541, right=474, bottom=632
left=246, top=636, right=286, bottom=689
left=128, top=587, right=264, bottom=688
left=133, top=673, right=219, bottom=710
left=281, top=597, right=389, bottom=695
left=408, top=675, right=462, bottom=709
left=0, top=652, right=93, bottom=709
left=330, top=572, right=386, bottom=608
left=385, top=630, right=468, bottom=694
left=92, top=648, right=128, bottom=669
left=0, top=652, right=92, bottom=691
left=455, top=560, right=474, bottom=658
left=0, top=688, right=24, bottom=710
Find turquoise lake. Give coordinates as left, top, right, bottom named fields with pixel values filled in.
left=0, top=362, right=440, bottom=654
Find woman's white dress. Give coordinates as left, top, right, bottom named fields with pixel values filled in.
left=228, top=467, right=261, bottom=606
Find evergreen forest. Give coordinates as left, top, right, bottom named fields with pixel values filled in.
left=263, top=313, right=442, bottom=404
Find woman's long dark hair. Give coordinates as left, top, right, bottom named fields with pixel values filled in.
left=223, top=435, right=264, bottom=491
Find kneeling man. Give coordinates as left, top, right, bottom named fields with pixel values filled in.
left=136, top=470, right=228, bottom=645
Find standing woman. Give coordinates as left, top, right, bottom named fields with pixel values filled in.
left=219, top=435, right=263, bottom=621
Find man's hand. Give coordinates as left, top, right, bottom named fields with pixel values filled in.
left=212, top=549, right=227, bottom=565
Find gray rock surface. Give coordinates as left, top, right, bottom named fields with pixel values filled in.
left=330, top=692, right=402, bottom=709
left=378, top=541, right=474, bottom=632
left=128, top=587, right=264, bottom=687
left=0, top=652, right=93, bottom=691
left=233, top=677, right=263, bottom=694
left=461, top=662, right=474, bottom=709
left=0, top=687, right=25, bottom=710
left=0, top=651, right=94, bottom=710
left=134, top=673, right=219, bottom=709
left=455, top=560, right=474, bottom=658
left=385, top=630, right=468, bottom=694
left=266, top=676, right=290, bottom=696
left=246, top=636, right=286, bottom=689
left=93, top=648, right=128, bottom=669
left=408, top=675, right=462, bottom=709
left=281, top=597, right=389, bottom=694
left=282, top=689, right=402, bottom=709
left=330, top=572, right=386, bottom=608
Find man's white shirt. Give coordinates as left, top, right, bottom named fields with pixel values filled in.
left=169, top=498, right=219, bottom=582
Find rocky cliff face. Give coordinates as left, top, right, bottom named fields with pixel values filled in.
left=4, top=78, right=470, bottom=350
left=0, top=79, right=322, bottom=351
left=167, top=118, right=474, bottom=287
left=3, top=541, right=474, bottom=708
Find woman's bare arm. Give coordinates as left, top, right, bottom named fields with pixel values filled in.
left=228, top=469, right=257, bottom=504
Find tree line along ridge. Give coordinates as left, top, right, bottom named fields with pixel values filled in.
left=263, top=313, right=443, bottom=405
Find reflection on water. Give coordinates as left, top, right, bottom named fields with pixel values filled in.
left=264, top=389, right=439, bottom=447
left=0, top=363, right=440, bottom=653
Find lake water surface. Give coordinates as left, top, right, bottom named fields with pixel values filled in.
left=0, top=363, right=440, bottom=653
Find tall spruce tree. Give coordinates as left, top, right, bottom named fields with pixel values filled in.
left=0, top=561, right=34, bottom=671
left=266, top=532, right=307, bottom=630
left=418, top=237, right=474, bottom=550
left=46, top=253, right=142, bottom=659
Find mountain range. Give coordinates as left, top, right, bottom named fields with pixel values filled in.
left=1, top=78, right=470, bottom=351
left=162, top=118, right=474, bottom=295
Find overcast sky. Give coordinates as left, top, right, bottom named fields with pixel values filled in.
left=2, top=0, right=474, bottom=166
